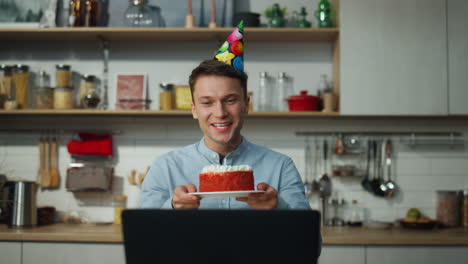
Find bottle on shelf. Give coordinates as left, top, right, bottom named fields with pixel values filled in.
left=316, top=0, right=333, bottom=28
left=276, top=72, right=293, bottom=112
left=69, top=0, right=82, bottom=27
left=13, top=64, right=30, bottom=109
left=35, top=70, right=53, bottom=109
left=256, top=72, right=275, bottom=112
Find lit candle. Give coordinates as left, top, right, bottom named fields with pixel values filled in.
left=187, top=0, right=192, bottom=15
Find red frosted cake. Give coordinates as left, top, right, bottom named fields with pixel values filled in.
left=199, top=165, right=254, bottom=192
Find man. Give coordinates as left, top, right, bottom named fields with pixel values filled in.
left=140, top=59, right=310, bottom=210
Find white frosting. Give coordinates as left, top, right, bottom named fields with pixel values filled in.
left=201, top=164, right=252, bottom=173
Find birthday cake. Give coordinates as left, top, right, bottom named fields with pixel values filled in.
left=199, top=165, right=254, bottom=192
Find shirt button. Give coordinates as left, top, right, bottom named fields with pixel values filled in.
left=212, top=154, right=217, bottom=159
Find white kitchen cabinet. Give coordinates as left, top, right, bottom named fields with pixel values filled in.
left=318, top=245, right=365, bottom=264
left=22, top=242, right=125, bottom=264
left=448, top=0, right=468, bottom=114
left=0, top=241, right=21, bottom=264
left=340, top=0, right=448, bottom=115
left=367, top=246, right=468, bottom=264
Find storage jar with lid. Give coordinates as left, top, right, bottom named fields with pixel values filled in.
left=54, top=87, right=74, bottom=109
left=0, top=65, right=14, bottom=109
left=56, top=64, right=72, bottom=87
left=35, top=71, right=54, bottom=109
left=436, top=190, right=460, bottom=227
left=13, top=64, right=30, bottom=109
left=79, top=74, right=98, bottom=108
left=285, top=90, right=320, bottom=111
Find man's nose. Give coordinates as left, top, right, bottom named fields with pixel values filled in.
left=213, top=102, right=227, bottom=117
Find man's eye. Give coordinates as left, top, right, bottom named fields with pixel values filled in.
left=226, top=98, right=237, bottom=103
left=200, top=102, right=211, bottom=106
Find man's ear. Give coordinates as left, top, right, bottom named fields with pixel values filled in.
left=243, top=95, right=250, bottom=114
left=191, top=102, right=198, bottom=119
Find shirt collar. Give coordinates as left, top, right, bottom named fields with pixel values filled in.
left=197, top=136, right=249, bottom=164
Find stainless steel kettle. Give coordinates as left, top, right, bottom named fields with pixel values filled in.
left=0, top=181, right=38, bottom=227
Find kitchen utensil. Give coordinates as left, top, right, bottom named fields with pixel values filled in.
left=311, top=139, right=321, bottom=192
left=37, top=138, right=44, bottom=185
left=361, top=140, right=373, bottom=192
left=319, top=140, right=331, bottom=197
left=303, top=138, right=313, bottom=198
left=382, top=139, right=397, bottom=197
left=40, top=137, right=51, bottom=188
left=370, top=140, right=385, bottom=197
left=376, top=140, right=389, bottom=196
left=49, top=137, right=60, bottom=188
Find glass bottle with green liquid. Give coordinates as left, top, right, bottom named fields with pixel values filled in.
left=316, top=0, right=332, bottom=28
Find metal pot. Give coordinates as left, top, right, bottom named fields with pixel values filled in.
left=0, top=181, right=38, bottom=228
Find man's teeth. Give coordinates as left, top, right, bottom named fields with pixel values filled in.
left=213, top=124, right=229, bottom=128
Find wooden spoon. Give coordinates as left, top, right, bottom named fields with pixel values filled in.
left=49, top=137, right=60, bottom=188
left=41, top=137, right=51, bottom=188
left=37, top=137, right=45, bottom=185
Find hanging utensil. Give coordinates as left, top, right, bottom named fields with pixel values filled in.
left=303, top=138, right=313, bottom=198
left=383, top=139, right=397, bottom=197
left=319, top=139, right=331, bottom=198
left=37, top=137, right=45, bottom=185
left=374, top=139, right=387, bottom=197
left=311, top=138, right=321, bottom=192
left=49, top=137, right=60, bottom=188
left=41, top=136, right=51, bottom=188
left=361, top=140, right=373, bottom=192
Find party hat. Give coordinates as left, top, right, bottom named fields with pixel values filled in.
left=214, top=20, right=244, bottom=72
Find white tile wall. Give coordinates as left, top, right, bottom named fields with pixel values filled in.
left=1, top=118, right=467, bottom=224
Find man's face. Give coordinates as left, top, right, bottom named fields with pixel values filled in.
left=191, top=75, right=249, bottom=151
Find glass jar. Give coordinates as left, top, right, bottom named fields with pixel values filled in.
left=436, top=190, right=460, bottom=227
left=124, top=0, right=155, bottom=27
left=0, top=65, right=14, bottom=109
left=54, top=87, right=74, bottom=109
left=113, top=195, right=127, bottom=225
left=347, top=200, right=364, bottom=227
left=79, top=74, right=97, bottom=108
left=56, top=64, right=72, bottom=87
left=13, top=64, right=30, bottom=109
left=35, top=71, right=54, bottom=109
left=159, top=83, right=174, bottom=110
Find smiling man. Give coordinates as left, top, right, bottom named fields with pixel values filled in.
left=140, top=59, right=310, bottom=210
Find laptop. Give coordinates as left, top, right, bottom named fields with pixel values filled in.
left=122, top=209, right=321, bottom=264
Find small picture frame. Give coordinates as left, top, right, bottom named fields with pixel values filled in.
left=115, top=73, right=147, bottom=110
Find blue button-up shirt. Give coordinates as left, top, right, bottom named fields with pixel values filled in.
left=140, top=137, right=310, bottom=209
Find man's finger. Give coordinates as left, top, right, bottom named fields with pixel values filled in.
left=186, top=184, right=197, bottom=193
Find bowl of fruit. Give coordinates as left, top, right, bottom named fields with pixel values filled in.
left=399, top=208, right=438, bottom=230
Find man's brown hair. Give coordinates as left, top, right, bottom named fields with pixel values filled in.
left=189, top=59, right=248, bottom=101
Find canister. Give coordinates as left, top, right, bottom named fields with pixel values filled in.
left=35, top=70, right=54, bottom=109
left=436, top=190, right=460, bottom=227
left=55, top=64, right=72, bottom=87
left=79, top=74, right=97, bottom=108
left=54, top=87, right=74, bottom=109
left=0, top=65, right=13, bottom=109
left=13, top=64, right=30, bottom=109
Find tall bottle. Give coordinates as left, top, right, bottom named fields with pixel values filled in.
left=317, top=0, right=332, bottom=28
left=276, top=72, right=293, bottom=112
left=256, top=72, right=274, bottom=111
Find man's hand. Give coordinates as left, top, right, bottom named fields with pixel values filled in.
left=172, top=184, right=201, bottom=209
left=236, top=183, right=278, bottom=209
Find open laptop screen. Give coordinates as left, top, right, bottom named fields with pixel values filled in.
left=122, top=209, right=320, bottom=264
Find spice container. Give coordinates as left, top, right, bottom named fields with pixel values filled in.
left=79, top=74, right=97, bottom=108
left=113, top=195, right=127, bottom=225
left=54, top=87, right=74, bottom=109
left=56, top=64, right=72, bottom=87
left=436, top=190, right=460, bottom=227
left=35, top=71, right=54, bottom=109
left=0, top=65, right=14, bottom=109
left=13, top=64, right=30, bottom=109
left=159, top=83, right=174, bottom=110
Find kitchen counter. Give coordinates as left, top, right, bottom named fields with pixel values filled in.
left=1, top=224, right=468, bottom=245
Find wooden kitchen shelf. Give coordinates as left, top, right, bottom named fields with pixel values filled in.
left=0, top=27, right=339, bottom=42
left=0, top=109, right=340, bottom=118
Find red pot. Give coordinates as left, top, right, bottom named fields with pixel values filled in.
left=285, top=90, right=320, bottom=111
